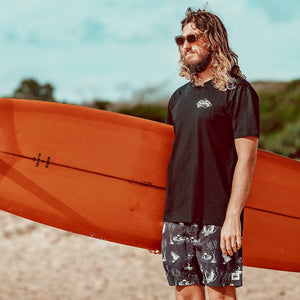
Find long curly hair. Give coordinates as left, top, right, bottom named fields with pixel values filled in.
left=178, top=8, right=245, bottom=91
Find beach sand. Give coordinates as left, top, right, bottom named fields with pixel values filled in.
left=1, top=211, right=299, bottom=300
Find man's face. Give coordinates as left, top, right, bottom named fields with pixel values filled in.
left=180, top=22, right=211, bottom=74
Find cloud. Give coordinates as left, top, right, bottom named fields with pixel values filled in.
left=0, top=0, right=168, bottom=46
left=245, top=0, right=300, bottom=23
left=0, top=0, right=299, bottom=103
left=4, top=30, right=18, bottom=43
left=79, top=19, right=106, bottom=43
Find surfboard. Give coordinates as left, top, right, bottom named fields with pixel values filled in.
left=0, top=98, right=299, bottom=272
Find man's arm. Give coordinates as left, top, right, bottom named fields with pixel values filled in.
left=220, top=136, right=258, bottom=256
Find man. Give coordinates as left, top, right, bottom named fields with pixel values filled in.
left=161, top=8, right=259, bottom=300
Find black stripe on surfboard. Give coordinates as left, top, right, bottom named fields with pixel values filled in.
left=0, top=151, right=166, bottom=191
left=2, top=150, right=299, bottom=221
left=245, top=206, right=300, bottom=221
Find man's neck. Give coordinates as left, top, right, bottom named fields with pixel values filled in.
left=197, top=67, right=213, bottom=83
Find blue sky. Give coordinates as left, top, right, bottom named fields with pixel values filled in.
left=0, top=0, right=299, bottom=103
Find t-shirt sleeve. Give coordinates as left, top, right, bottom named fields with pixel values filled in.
left=229, top=82, right=260, bottom=139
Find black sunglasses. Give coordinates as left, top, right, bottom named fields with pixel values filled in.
left=175, top=34, right=201, bottom=46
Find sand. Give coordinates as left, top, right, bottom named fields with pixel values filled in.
left=1, top=211, right=299, bottom=300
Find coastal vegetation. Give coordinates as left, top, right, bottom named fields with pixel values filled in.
left=6, top=78, right=300, bottom=159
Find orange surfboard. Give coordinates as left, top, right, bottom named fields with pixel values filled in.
left=0, top=98, right=299, bottom=272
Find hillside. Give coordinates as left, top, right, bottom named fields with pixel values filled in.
left=6, top=78, right=300, bottom=159
left=110, top=79, right=300, bottom=159
left=252, top=79, right=300, bottom=158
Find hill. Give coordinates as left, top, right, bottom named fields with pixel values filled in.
left=6, top=78, right=300, bottom=159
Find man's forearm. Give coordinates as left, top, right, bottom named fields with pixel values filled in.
left=220, top=136, right=258, bottom=256
left=226, top=150, right=257, bottom=218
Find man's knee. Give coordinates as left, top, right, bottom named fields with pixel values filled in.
left=206, top=286, right=236, bottom=300
left=175, top=284, right=206, bottom=300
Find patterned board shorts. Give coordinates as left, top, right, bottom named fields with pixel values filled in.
left=161, top=222, right=243, bottom=287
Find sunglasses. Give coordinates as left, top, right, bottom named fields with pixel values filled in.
left=175, top=34, right=201, bottom=46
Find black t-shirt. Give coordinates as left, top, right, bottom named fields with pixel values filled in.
left=164, top=77, right=260, bottom=226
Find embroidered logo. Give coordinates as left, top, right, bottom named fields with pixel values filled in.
left=196, top=98, right=212, bottom=109
left=231, top=271, right=240, bottom=281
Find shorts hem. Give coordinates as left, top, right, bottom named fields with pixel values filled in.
left=204, top=283, right=243, bottom=288
left=169, top=281, right=205, bottom=287
left=169, top=282, right=243, bottom=288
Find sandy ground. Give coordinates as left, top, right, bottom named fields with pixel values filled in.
left=1, top=211, right=299, bottom=300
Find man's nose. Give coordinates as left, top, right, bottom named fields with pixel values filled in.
left=183, top=39, right=191, bottom=50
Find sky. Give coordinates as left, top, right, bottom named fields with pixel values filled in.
left=0, top=0, right=299, bottom=103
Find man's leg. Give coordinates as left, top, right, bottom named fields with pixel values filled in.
left=175, top=284, right=206, bottom=300
left=206, top=286, right=236, bottom=300
left=195, top=225, right=242, bottom=299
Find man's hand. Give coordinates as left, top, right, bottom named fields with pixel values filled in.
left=220, top=216, right=242, bottom=256
left=148, top=249, right=161, bottom=255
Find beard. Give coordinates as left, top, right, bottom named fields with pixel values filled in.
left=183, top=50, right=212, bottom=75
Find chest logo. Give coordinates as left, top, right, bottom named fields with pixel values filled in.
left=196, top=98, right=212, bottom=109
